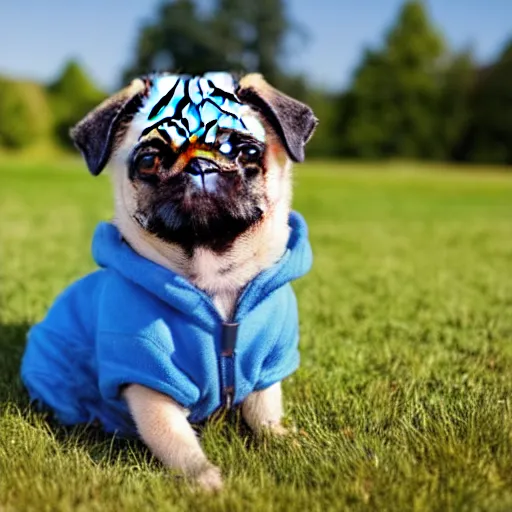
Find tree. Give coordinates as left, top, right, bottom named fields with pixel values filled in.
left=123, top=0, right=298, bottom=92
left=124, top=0, right=230, bottom=79
left=438, top=50, right=476, bottom=160
left=0, top=78, right=52, bottom=149
left=230, top=0, right=292, bottom=86
left=303, top=89, right=342, bottom=158
left=48, top=60, right=106, bottom=147
left=454, top=40, right=512, bottom=164
left=341, top=1, right=445, bottom=159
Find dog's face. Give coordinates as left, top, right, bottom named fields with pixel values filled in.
left=71, top=73, right=317, bottom=253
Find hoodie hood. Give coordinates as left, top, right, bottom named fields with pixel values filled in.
left=92, top=211, right=312, bottom=323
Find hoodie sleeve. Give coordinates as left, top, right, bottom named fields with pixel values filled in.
left=95, top=273, right=201, bottom=411
left=96, top=331, right=201, bottom=410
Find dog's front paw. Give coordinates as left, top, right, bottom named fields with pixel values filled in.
left=194, top=464, right=223, bottom=492
left=254, top=421, right=297, bottom=438
left=268, top=421, right=299, bottom=437
left=267, top=423, right=293, bottom=437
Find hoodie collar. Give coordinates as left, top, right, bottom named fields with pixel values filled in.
left=233, top=212, right=312, bottom=320
left=92, top=211, right=312, bottom=325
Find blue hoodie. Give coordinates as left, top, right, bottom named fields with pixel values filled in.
left=21, top=212, right=312, bottom=436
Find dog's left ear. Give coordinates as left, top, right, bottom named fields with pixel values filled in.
left=237, top=74, right=318, bottom=162
left=70, top=78, right=149, bottom=176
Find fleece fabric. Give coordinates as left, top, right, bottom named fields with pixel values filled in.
left=21, top=212, right=312, bottom=436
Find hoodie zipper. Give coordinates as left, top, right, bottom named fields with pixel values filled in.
left=187, top=289, right=240, bottom=411
left=220, top=322, right=239, bottom=409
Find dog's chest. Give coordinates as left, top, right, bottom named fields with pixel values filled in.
left=184, top=224, right=291, bottom=320
left=210, top=289, right=240, bottom=321
left=186, top=249, right=246, bottom=320
left=186, top=247, right=265, bottom=321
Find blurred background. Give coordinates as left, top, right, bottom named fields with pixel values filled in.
left=1, top=0, right=511, bottom=164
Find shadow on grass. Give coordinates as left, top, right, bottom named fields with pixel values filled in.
left=0, top=320, right=31, bottom=405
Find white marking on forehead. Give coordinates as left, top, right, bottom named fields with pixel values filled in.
left=135, top=72, right=265, bottom=148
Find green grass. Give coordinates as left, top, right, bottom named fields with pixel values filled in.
left=1, top=158, right=511, bottom=511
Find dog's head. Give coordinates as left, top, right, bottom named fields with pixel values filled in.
left=71, top=72, right=317, bottom=254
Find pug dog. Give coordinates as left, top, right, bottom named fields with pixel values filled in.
left=21, top=72, right=317, bottom=491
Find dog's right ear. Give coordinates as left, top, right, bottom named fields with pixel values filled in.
left=237, top=74, right=318, bottom=162
left=70, top=78, right=149, bottom=176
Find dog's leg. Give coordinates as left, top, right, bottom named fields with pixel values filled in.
left=123, top=384, right=222, bottom=491
left=242, top=381, right=289, bottom=436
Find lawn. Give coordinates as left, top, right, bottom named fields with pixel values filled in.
left=1, top=157, right=511, bottom=511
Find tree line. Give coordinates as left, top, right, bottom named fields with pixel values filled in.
left=0, top=0, right=511, bottom=164
left=0, top=62, right=105, bottom=151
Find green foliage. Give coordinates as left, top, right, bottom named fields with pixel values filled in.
left=438, top=50, right=476, bottom=159
left=0, top=78, right=52, bottom=149
left=1, top=159, right=512, bottom=509
left=48, top=60, right=106, bottom=148
left=124, top=0, right=230, bottom=78
left=224, top=0, right=292, bottom=86
left=342, top=1, right=445, bottom=159
left=123, top=0, right=297, bottom=92
left=330, top=0, right=512, bottom=165
left=302, top=90, right=341, bottom=158
left=454, top=39, right=512, bottom=164
left=0, top=61, right=106, bottom=152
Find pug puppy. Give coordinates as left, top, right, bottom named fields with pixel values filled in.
left=21, top=72, right=316, bottom=491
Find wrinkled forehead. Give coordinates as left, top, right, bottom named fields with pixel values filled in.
left=134, top=72, right=266, bottom=149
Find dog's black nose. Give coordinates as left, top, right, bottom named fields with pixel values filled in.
left=186, top=157, right=220, bottom=175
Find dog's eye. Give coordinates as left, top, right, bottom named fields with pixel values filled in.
left=137, top=155, right=160, bottom=175
left=240, top=144, right=262, bottom=161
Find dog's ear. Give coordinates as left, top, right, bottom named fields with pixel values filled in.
left=237, top=74, right=318, bottom=162
left=70, top=78, right=149, bottom=176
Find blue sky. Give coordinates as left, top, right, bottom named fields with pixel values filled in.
left=0, top=0, right=511, bottom=92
